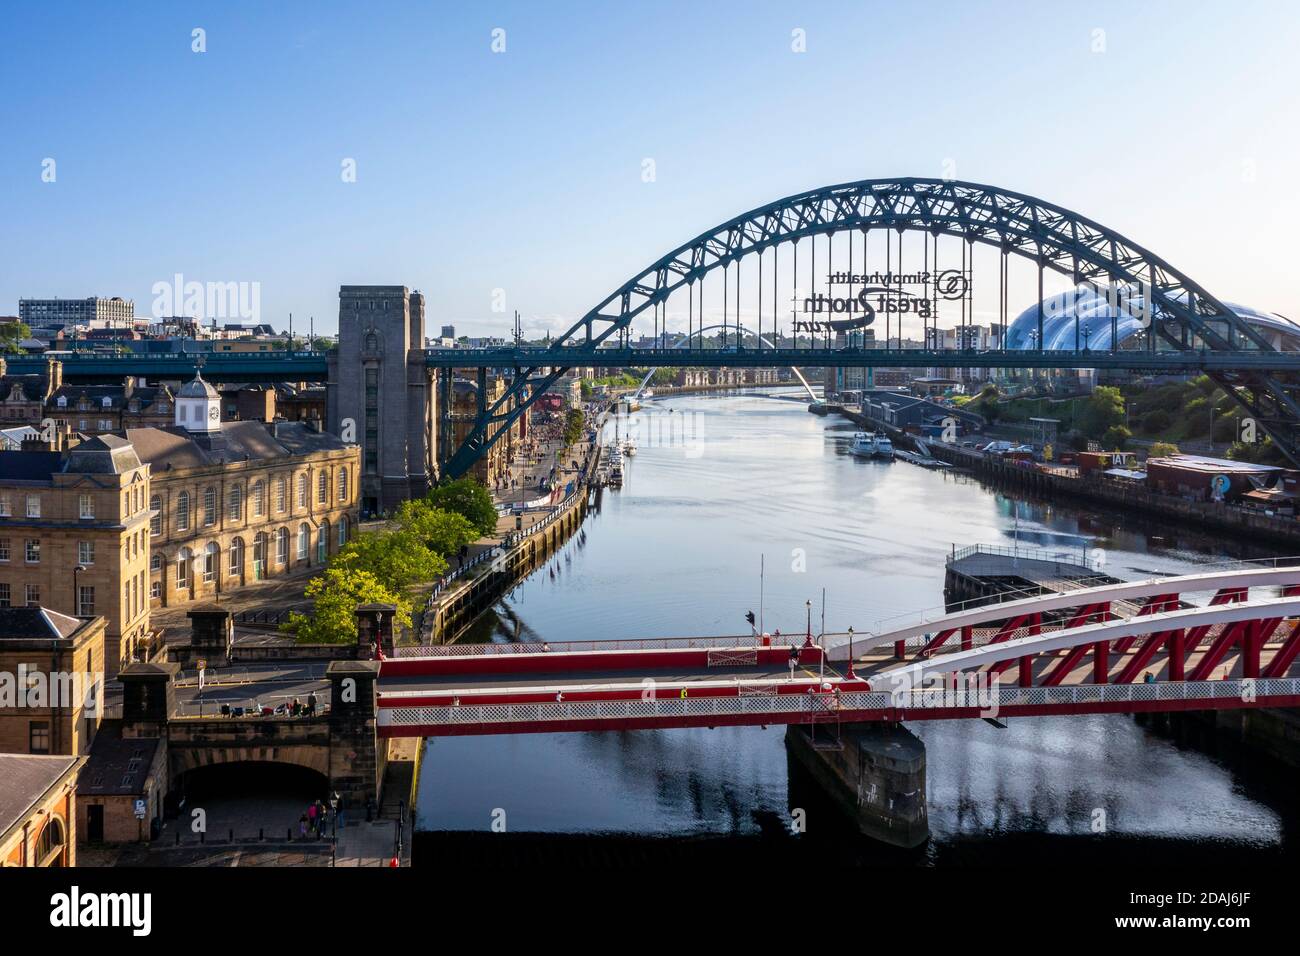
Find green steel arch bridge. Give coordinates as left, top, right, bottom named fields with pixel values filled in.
left=11, top=178, right=1300, bottom=476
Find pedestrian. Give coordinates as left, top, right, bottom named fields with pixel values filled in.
left=299, top=813, right=308, bottom=839
left=308, top=801, right=318, bottom=834
left=789, top=644, right=800, bottom=679
left=291, top=696, right=301, bottom=717
left=307, top=691, right=317, bottom=716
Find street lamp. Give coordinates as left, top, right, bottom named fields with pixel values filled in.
left=804, top=599, right=813, bottom=648
left=845, top=626, right=855, bottom=679
left=72, top=564, right=87, bottom=616
left=329, top=791, right=340, bottom=866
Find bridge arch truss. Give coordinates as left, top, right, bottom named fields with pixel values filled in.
left=444, top=177, right=1298, bottom=478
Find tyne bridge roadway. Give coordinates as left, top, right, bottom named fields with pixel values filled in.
left=14, top=345, right=1300, bottom=383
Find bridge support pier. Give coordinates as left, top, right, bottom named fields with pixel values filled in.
left=326, top=661, right=384, bottom=815
left=785, top=721, right=928, bottom=849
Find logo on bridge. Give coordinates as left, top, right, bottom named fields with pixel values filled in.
left=793, top=269, right=969, bottom=334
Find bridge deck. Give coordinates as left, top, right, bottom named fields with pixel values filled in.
left=378, top=661, right=835, bottom=695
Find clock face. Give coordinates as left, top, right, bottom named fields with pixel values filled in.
left=208, top=406, right=220, bottom=422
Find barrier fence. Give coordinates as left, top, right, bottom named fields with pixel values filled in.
left=377, top=676, right=1300, bottom=730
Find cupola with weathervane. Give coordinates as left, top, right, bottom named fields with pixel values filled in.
left=175, top=371, right=221, bottom=432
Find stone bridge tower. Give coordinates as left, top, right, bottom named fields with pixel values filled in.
left=327, top=285, right=436, bottom=516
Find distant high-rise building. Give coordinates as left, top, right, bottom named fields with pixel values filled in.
left=440, top=324, right=455, bottom=339
left=19, top=297, right=134, bottom=332
left=327, top=286, right=436, bottom=515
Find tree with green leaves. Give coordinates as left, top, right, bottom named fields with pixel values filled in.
left=0, top=320, right=31, bottom=353
left=281, top=568, right=412, bottom=644
left=563, top=408, right=584, bottom=446
left=1102, top=424, right=1131, bottom=451
left=393, top=498, right=477, bottom=556
left=332, top=528, right=446, bottom=589
left=1078, top=386, right=1126, bottom=440
left=428, top=477, right=498, bottom=536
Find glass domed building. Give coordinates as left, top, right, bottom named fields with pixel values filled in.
left=1004, top=284, right=1300, bottom=352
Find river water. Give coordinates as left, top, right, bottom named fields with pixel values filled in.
left=414, top=389, right=1300, bottom=865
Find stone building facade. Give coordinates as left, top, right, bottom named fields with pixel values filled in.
left=0, top=436, right=152, bottom=676
left=0, top=753, right=80, bottom=866
left=47, top=380, right=175, bottom=435
left=0, top=608, right=105, bottom=756
left=0, top=356, right=60, bottom=426
left=327, top=285, right=436, bottom=517
left=449, top=374, right=519, bottom=486
left=131, top=375, right=360, bottom=607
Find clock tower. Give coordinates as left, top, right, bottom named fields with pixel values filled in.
left=175, top=372, right=222, bottom=433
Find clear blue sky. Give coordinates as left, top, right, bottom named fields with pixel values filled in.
left=2, top=0, right=1298, bottom=337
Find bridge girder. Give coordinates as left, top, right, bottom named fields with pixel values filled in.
left=442, top=177, right=1296, bottom=477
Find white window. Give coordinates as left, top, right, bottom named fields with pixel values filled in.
left=297, top=523, right=309, bottom=560
left=203, top=543, right=218, bottom=583
left=26, top=495, right=40, bottom=518
left=25, top=539, right=40, bottom=563
left=78, top=541, right=94, bottom=565
left=203, top=486, right=217, bottom=526
left=79, top=494, right=93, bottom=519
left=98, top=418, right=112, bottom=431
left=149, top=495, right=162, bottom=536
left=228, top=486, right=242, bottom=522
left=151, top=553, right=162, bottom=571
left=338, top=469, right=348, bottom=502
left=317, top=472, right=328, bottom=504
left=177, top=548, right=191, bottom=588
left=297, top=474, right=307, bottom=508
left=338, top=516, right=348, bottom=547
left=0, top=539, right=8, bottom=562
left=150, top=581, right=160, bottom=599
left=78, top=586, right=95, bottom=616
left=317, top=522, right=328, bottom=563
left=252, top=481, right=265, bottom=517
left=276, top=478, right=286, bottom=513
left=276, top=528, right=288, bottom=564
left=229, top=538, right=244, bottom=574
left=176, top=492, right=190, bottom=531
left=0, top=494, right=9, bottom=517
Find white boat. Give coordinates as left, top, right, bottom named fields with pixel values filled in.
left=607, top=463, right=624, bottom=487
left=622, top=439, right=637, bottom=456
left=850, top=432, right=894, bottom=460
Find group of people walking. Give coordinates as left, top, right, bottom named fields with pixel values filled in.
left=299, top=798, right=335, bottom=840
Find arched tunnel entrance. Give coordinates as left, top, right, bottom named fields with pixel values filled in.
left=169, top=761, right=332, bottom=843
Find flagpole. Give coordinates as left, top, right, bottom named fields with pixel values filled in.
left=759, top=554, right=765, bottom=636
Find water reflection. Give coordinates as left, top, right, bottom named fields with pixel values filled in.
left=417, top=390, right=1299, bottom=863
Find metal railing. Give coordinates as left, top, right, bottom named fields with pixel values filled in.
left=947, top=542, right=1107, bottom=571
left=378, top=677, right=1300, bottom=728
left=388, top=632, right=782, bottom=658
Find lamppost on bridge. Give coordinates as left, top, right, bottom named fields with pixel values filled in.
left=845, top=626, right=855, bottom=680
left=804, top=599, right=813, bottom=648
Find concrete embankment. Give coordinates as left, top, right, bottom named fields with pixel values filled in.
left=818, top=401, right=1300, bottom=546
